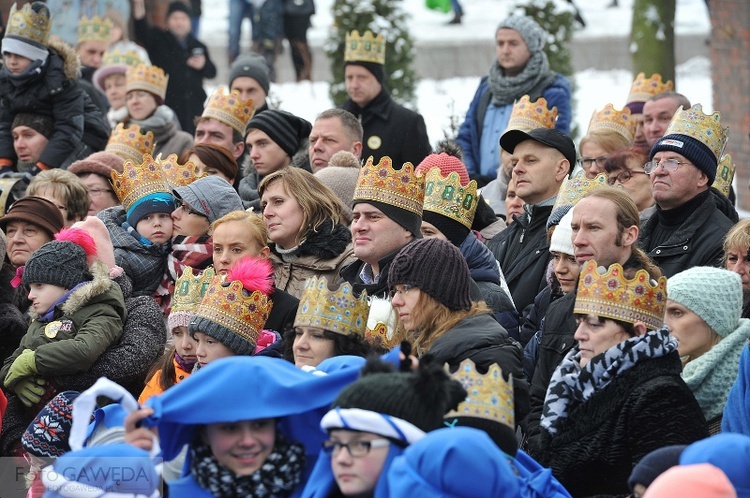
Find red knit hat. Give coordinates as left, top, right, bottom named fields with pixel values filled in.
left=416, top=152, right=470, bottom=186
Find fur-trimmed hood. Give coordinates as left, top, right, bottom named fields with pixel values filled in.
left=48, top=35, right=81, bottom=81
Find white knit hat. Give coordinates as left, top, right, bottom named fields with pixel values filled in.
left=549, top=209, right=574, bottom=256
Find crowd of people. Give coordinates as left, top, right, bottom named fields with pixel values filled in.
left=0, top=1, right=747, bottom=497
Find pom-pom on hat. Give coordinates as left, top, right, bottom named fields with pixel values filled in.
left=21, top=391, right=81, bottom=458
left=22, top=228, right=97, bottom=289
left=245, top=109, right=312, bottom=158
left=388, top=238, right=472, bottom=311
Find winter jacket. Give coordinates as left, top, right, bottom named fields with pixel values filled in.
left=133, top=18, right=217, bottom=134
left=723, top=343, right=750, bottom=436
left=139, top=356, right=191, bottom=404
left=270, top=222, right=357, bottom=300
left=428, top=312, right=530, bottom=428
left=456, top=74, right=571, bottom=178
left=532, top=352, right=709, bottom=497
left=97, top=206, right=170, bottom=297
left=0, top=262, right=26, bottom=366
left=0, top=38, right=109, bottom=169
left=123, top=105, right=193, bottom=159
left=265, top=287, right=300, bottom=336
left=341, top=89, right=431, bottom=169
left=488, top=204, right=553, bottom=317
left=339, top=247, right=405, bottom=300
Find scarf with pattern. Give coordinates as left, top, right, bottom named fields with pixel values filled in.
left=155, top=234, right=212, bottom=313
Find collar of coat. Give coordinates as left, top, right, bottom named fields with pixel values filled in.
left=28, top=260, right=113, bottom=320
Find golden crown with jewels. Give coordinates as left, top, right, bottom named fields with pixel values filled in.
left=345, top=30, right=386, bottom=65
left=294, top=277, right=368, bottom=337
left=160, top=153, right=202, bottom=189
left=105, top=123, right=155, bottom=166
left=574, top=260, right=667, bottom=330
left=587, top=103, right=636, bottom=143
left=126, top=64, right=168, bottom=101
left=626, top=72, right=674, bottom=105
left=172, top=266, right=216, bottom=314
left=6, top=2, right=51, bottom=47
left=505, top=95, right=558, bottom=132
left=445, top=359, right=515, bottom=430
left=202, top=86, right=255, bottom=136
left=712, top=154, right=735, bottom=198
left=552, top=171, right=608, bottom=211
left=664, top=104, right=729, bottom=163
left=111, top=153, right=171, bottom=212
left=102, top=48, right=145, bottom=68
left=77, top=15, right=112, bottom=44
left=423, top=169, right=478, bottom=229
left=354, top=156, right=425, bottom=217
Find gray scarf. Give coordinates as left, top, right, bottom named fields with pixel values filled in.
left=488, top=50, right=557, bottom=106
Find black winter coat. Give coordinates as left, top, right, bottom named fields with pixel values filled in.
left=265, top=288, right=299, bottom=336
left=339, top=248, right=403, bottom=299
left=341, top=89, right=431, bottom=169
left=133, top=18, right=217, bottom=134
left=532, top=352, right=709, bottom=497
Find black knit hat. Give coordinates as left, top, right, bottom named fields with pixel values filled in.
left=23, top=239, right=92, bottom=289
left=650, top=133, right=718, bottom=184
left=245, top=110, right=312, bottom=158
left=422, top=211, right=469, bottom=247
left=345, top=61, right=386, bottom=84
left=229, top=53, right=271, bottom=95
left=388, top=238, right=472, bottom=311
left=167, top=1, right=191, bottom=18
left=12, top=113, right=54, bottom=139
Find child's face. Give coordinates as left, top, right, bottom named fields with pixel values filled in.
left=3, top=52, right=33, bottom=74
left=135, top=212, right=173, bottom=245
left=203, top=419, right=276, bottom=476
left=104, top=73, right=127, bottom=110
left=172, top=326, right=197, bottom=363
left=212, top=220, right=268, bottom=275
left=194, top=331, right=234, bottom=367
left=28, top=283, right=68, bottom=315
left=329, top=429, right=390, bottom=497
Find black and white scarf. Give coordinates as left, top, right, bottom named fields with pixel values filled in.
left=541, top=326, right=677, bottom=436
left=190, top=433, right=305, bottom=498
left=488, top=50, right=557, bottom=106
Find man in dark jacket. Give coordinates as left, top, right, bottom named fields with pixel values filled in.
left=133, top=0, right=216, bottom=134
left=340, top=30, right=431, bottom=169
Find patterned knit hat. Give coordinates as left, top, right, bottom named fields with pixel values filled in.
left=245, top=110, right=312, bottom=158
left=22, top=228, right=97, bottom=289
left=21, top=391, right=80, bottom=458
left=667, top=267, right=743, bottom=338
left=388, top=238, right=472, bottom=311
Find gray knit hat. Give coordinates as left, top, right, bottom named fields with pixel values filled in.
left=23, top=239, right=92, bottom=289
left=667, top=267, right=743, bottom=338
left=229, top=53, right=271, bottom=95
left=245, top=110, right=312, bottom=158
left=496, top=16, right=546, bottom=53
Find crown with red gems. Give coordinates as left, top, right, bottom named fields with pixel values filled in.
left=6, top=2, right=51, bottom=47
left=445, top=359, right=514, bottom=430
left=588, top=103, right=636, bottom=142
left=105, top=123, right=155, bottom=166
left=364, top=296, right=397, bottom=350
left=345, top=30, right=386, bottom=65
left=101, top=48, right=144, bottom=68
left=172, top=266, right=216, bottom=314
left=423, top=169, right=478, bottom=229
left=111, top=154, right=171, bottom=212
left=664, top=104, right=729, bottom=163
left=505, top=95, right=558, bottom=132
left=126, top=63, right=168, bottom=101
left=160, top=153, right=202, bottom=189
left=353, top=156, right=425, bottom=217
left=294, top=277, right=368, bottom=337
left=713, top=154, right=735, bottom=198
left=552, top=171, right=608, bottom=211
left=77, top=15, right=112, bottom=44
left=626, top=72, right=674, bottom=105
left=202, top=86, right=255, bottom=136
left=574, top=260, right=667, bottom=330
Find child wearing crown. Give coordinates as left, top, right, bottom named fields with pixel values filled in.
left=0, top=2, right=110, bottom=176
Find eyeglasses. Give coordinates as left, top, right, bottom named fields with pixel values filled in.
left=644, top=158, right=692, bottom=174
left=577, top=156, right=609, bottom=170
left=322, top=438, right=391, bottom=457
left=606, top=169, right=648, bottom=186
left=88, top=187, right=114, bottom=198
left=389, top=284, right=415, bottom=299
left=174, top=198, right=204, bottom=217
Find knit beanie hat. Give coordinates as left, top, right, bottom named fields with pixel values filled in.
left=167, top=0, right=191, bottom=18
left=416, top=153, right=471, bottom=186
left=22, top=228, right=97, bottom=289
left=667, top=267, right=742, bottom=338
left=388, top=238, right=472, bottom=311
left=245, top=110, right=312, bottom=158
left=12, top=113, right=54, bottom=139
left=628, top=445, right=686, bottom=491
left=496, top=16, right=546, bottom=53
left=2, top=2, right=50, bottom=64
left=314, top=151, right=360, bottom=205
left=680, top=433, right=750, bottom=497
left=643, top=464, right=737, bottom=498
left=650, top=134, right=719, bottom=184
left=68, top=151, right=125, bottom=179
left=0, top=196, right=64, bottom=239
left=21, top=391, right=80, bottom=458
left=549, top=209, right=574, bottom=256
left=422, top=211, right=469, bottom=247
left=126, top=193, right=175, bottom=228
left=345, top=61, right=386, bottom=85
left=229, top=52, right=271, bottom=95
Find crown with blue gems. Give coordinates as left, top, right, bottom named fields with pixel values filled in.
left=588, top=103, right=637, bottom=143
left=626, top=72, right=674, bottom=105
left=353, top=156, right=425, bottom=217
left=552, top=171, right=608, bottom=211
left=345, top=30, right=386, bottom=65
left=423, top=169, right=478, bottom=229
left=111, top=153, right=171, bottom=212
left=574, top=260, right=667, bottom=330
left=172, top=267, right=216, bottom=314
left=712, top=154, right=735, bottom=198
left=6, top=2, right=51, bottom=47
left=77, top=15, right=112, bottom=44
left=444, top=358, right=514, bottom=430
left=105, top=123, right=155, bottom=166
left=294, top=277, right=368, bottom=336
left=202, top=86, right=255, bottom=136
left=159, top=153, right=202, bottom=189
left=664, top=104, right=729, bottom=163
left=505, top=95, right=558, bottom=132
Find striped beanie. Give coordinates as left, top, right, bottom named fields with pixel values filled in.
left=245, top=110, right=312, bottom=158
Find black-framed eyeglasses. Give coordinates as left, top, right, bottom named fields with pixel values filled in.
left=606, top=169, right=648, bottom=186
left=644, top=158, right=692, bottom=174
left=577, top=156, right=609, bottom=170
left=389, top=284, right=415, bottom=299
left=322, top=438, right=391, bottom=457
left=174, top=198, right=204, bottom=217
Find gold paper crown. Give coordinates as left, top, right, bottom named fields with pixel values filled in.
left=712, top=154, right=735, bottom=198
left=445, top=359, right=514, bottom=430
left=423, top=169, right=478, bottom=229
left=126, top=64, right=168, bottom=101
left=159, top=153, right=202, bottom=189
left=77, top=16, right=112, bottom=44
left=626, top=72, right=674, bottom=105
left=202, top=86, right=255, bottom=136
left=294, top=277, right=368, bottom=336
left=587, top=104, right=636, bottom=143
left=195, top=275, right=273, bottom=346
left=106, top=123, right=155, bottom=165
left=353, top=156, right=425, bottom=217
left=102, top=48, right=144, bottom=68
left=6, top=2, right=51, bottom=47
left=552, top=171, right=608, bottom=211
left=345, top=30, right=386, bottom=65
left=505, top=95, right=558, bottom=132
left=574, top=260, right=667, bottom=330
left=111, top=153, right=171, bottom=211
left=664, top=104, right=729, bottom=163
left=364, top=296, right=397, bottom=350
left=172, top=267, right=216, bottom=314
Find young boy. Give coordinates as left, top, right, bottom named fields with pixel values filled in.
left=1, top=229, right=126, bottom=408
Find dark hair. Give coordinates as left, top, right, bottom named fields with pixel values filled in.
left=603, top=146, right=649, bottom=174
left=576, top=314, right=638, bottom=338
left=144, top=344, right=179, bottom=393
left=193, top=116, right=244, bottom=146
left=180, top=143, right=239, bottom=184
left=282, top=327, right=373, bottom=364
